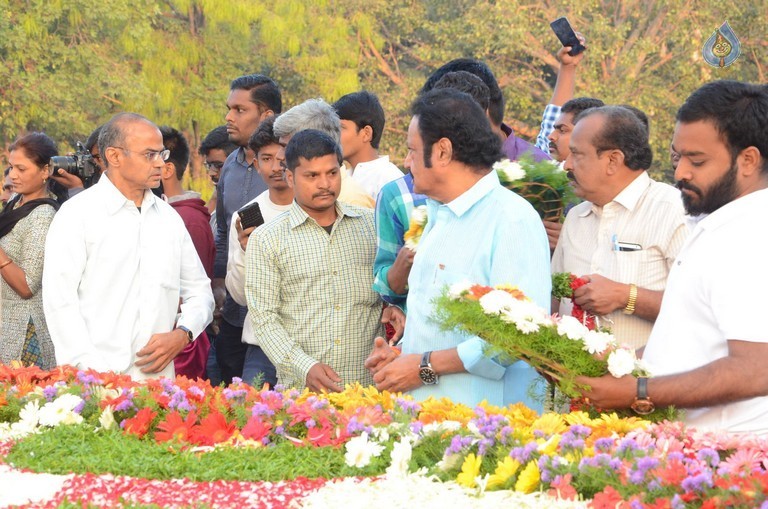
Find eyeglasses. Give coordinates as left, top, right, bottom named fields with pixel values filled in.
left=204, top=161, right=225, bottom=171
left=112, top=147, right=170, bottom=162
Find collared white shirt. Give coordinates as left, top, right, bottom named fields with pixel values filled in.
left=348, top=156, right=403, bottom=200
left=643, top=188, right=768, bottom=435
left=226, top=191, right=291, bottom=346
left=43, top=175, right=214, bottom=379
left=552, top=172, right=689, bottom=349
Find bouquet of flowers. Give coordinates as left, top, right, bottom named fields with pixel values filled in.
left=494, top=156, right=576, bottom=222
left=434, top=282, right=647, bottom=398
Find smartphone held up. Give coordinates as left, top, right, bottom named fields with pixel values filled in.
left=550, top=17, right=586, bottom=57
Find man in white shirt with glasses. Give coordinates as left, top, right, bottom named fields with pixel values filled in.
left=43, top=112, right=214, bottom=380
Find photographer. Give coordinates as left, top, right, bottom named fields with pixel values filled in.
left=50, top=125, right=104, bottom=197
left=0, top=132, right=60, bottom=369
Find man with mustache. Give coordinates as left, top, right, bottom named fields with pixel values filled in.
left=552, top=106, right=688, bottom=349
left=581, top=81, right=768, bottom=435
left=43, top=113, right=214, bottom=380
left=244, top=129, right=382, bottom=392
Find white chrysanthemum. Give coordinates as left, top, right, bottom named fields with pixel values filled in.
left=447, top=281, right=473, bottom=300
left=344, top=432, right=385, bottom=468
left=582, top=330, right=615, bottom=355
left=503, top=299, right=549, bottom=325
left=411, top=205, right=428, bottom=225
left=90, top=386, right=121, bottom=403
left=607, top=348, right=638, bottom=378
left=17, top=399, right=41, bottom=428
left=556, top=315, right=590, bottom=341
left=514, top=319, right=541, bottom=334
left=421, top=420, right=462, bottom=436
left=386, top=437, right=413, bottom=478
left=98, top=405, right=116, bottom=431
left=38, top=393, right=84, bottom=427
left=493, top=158, right=526, bottom=181
left=479, top=290, right=516, bottom=315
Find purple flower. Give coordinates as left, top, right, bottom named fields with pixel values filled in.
left=396, top=398, right=421, bottom=416
left=73, top=400, right=86, bottom=414
left=671, top=494, right=684, bottom=509
left=76, top=371, right=102, bottom=386
left=681, top=472, right=713, bottom=493
left=697, top=448, right=720, bottom=468
left=510, top=442, right=538, bottom=463
left=305, top=418, right=316, bottom=428
left=617, top=438, right=639, bottom=454
left=594, top=437, right=615, bottom=451
left=42, top=385, right=58, bottom=401
left=187, top=386, right=205, bottom=399
left=251, top=403, right=274, bottom=417
left=569, top=424, right=591, bottom=437
left=409, top=421, right=423, bottom=435
left=446, top=435, right=474, bottom=456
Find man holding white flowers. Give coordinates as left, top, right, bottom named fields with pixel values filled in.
left=366, top=89, right=551, bottom=409
left=582, top=80, right=768, bottom=436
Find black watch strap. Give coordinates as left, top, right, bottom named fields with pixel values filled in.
left=177, top=326, right=194, bottom=343
left=637, top=376, right=649, bottom=399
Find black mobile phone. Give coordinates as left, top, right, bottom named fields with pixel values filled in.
left=238, top=201, right=265, bottom=229
left=550, top=17, right=585, bottom=57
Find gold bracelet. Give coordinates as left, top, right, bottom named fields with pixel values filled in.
left=624, top=283, right=638, bottom=315
left=0, top=259, right=12, bottom=270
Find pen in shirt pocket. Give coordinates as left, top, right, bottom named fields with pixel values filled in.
left=612, top=234, right=642, bottom=252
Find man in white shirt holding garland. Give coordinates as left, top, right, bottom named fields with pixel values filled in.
left=226, top=116, right=291, bottom=387
left=552, top=106, right=688, bottom=350
left=582, top=80, right=768, bottom=436
left=333, top=91, right=403, bottom=200
left=43, top=113, right=214, bottom=380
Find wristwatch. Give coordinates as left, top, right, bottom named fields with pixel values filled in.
left=418, top=351, right=438, bottom=385
left=177, top=326, right=194, bottom=343
left=630, top=376, right=655, bottom=415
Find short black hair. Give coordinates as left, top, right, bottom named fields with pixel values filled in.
left=284, top=129, right=343, bottom=172
left=574, top=106, right=653, bottom=171
left=159, top=126, right=190, bottom=180
left=676, top=80, right=768, bottom=172
left=248, top=115, right=279, bottom=155
left=421, top=58, right=504, bottom=127
left=619, top=105, right=650, bottom=133
left=432, top=71, right=490, bottom=111
left=332, top=91, right=386, bottom=149
left=561, top=97, right=605, bottom=117
left=230, top=74, right=282, bottom=114
left=85, top=125, right=103, bottom=152
left=199, top=125, right=237, bottom=157
left=411, top=88, right=502, bottom=172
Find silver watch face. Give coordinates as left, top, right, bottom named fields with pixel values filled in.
left=419, top=366, right=438, bottom=385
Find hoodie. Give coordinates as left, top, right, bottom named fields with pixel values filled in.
left=168, top=191, right=215, bottom=278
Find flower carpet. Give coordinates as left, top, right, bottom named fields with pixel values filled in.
left=1, top=365, right=768, bottom=508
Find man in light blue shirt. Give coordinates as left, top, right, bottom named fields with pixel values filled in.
left=366, top=89, right=551, bottom=409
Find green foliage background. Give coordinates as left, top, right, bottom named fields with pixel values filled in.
left=0, top=0, right=765, bottom=198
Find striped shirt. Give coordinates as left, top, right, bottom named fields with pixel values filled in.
left=372, top=173, right=427, bottom=307
left=551, top=171, right=689, bottom=349
left=245, top=201, right=383, bottom=389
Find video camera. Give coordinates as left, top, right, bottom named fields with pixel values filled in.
left=49, top=141, right=101, bottom=188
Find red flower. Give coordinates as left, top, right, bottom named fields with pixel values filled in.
left=155, top=411, right=198, bottom=443
left=465, top=284, right=493, bottom=301
left=590, top=486, right=626, bottom=508
left=193, top=411, right=236, bottom=445
left=241, top=417, right=272, bottom=442
left=122, top=407, right=157, bottom=438
left=548, top=473, right=577, bottom=500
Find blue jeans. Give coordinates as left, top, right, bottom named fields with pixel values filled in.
left=242, top=344, right=277, bottom=388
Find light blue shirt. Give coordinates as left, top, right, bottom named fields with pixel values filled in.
left=401, top=170, right=551, bottom=410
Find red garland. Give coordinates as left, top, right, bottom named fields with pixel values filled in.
left=567, top=275, right=596, bottom=331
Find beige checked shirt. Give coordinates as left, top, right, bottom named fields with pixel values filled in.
left=551, top=172, right=689, bottom=349
left=245, top=201, right=382, bottom=389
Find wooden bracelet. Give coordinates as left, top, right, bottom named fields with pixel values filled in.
left=0, top=259, right=12, bottom=270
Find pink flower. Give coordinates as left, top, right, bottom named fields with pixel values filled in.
left=717, top=447, right=765, bottom=476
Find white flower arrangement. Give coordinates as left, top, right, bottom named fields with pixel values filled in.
left=492, top=159, right=526, bottom=182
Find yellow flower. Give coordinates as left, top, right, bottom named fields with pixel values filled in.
left=419, top=397, right=475, bottom=425
left=456, top=453, right=483, bottom=488
left=563, top=411, right=594, bottom=427
left=514, top=460, right=541, bottom=494
left=537, top=434, right=561, bottom=455
left=531, top=412, right=567, bottom=435
left=486, top=456, right=521, bottom=490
